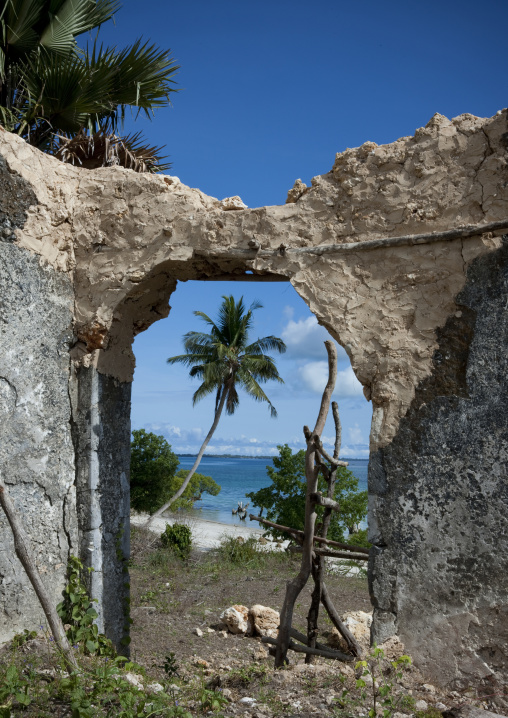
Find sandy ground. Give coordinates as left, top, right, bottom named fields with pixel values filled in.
left=129, top=514, right=363, bottom=575
left=130, top=512, right=273, bottom=550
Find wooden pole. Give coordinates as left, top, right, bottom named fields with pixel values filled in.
left=288, top=545, right=369, bottom=561
left=0, top=477, right=78, bottom=670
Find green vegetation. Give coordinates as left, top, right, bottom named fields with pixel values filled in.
left=352, top=646, right=412, bottom=718
left=160, top=523, right=192, bottom=560
left=216, top=535, right=268, bottom=567
left=150, top=296, right=286, bottom=519
left=247, top=443, right=369, bottom=546
left=57, top=556, right=116, bottom=657
left=0, top=555, right=190, bottom=717
left=0, top=0, right=178, bottom=172
left=130, top=429, right=220, bottom=514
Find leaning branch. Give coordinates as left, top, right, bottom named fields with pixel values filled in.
left=0, top=477, right=78, bottom=670
left=312, top=434, right=348, bottom=467
left=249, top=513, right=370, bottom=554
left=262, top=635, right=354, bottom=662
left=319, top=581, right=363, bottom=656
left=288, top=545, right=369, bottom=561
left=309, top=492, right=340, bottom=511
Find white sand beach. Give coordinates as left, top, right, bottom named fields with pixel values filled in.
left=130, top=512, right=272, bottom=550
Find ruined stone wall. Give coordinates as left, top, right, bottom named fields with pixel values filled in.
left=0, top=158, right=77, bottom=638
left=0, top=109, right=506, bottom=683
left=369, top=241, right=508, bottom=688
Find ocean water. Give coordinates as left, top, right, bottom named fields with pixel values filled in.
left=173, top=455, right=369, bottom=526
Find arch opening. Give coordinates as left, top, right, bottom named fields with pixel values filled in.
left=130, top=276, right=373, bottom=524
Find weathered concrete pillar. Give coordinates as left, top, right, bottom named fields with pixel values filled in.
left=369, top=241, right=508, bottom=688
left=70, top=366, right=131, bottom=652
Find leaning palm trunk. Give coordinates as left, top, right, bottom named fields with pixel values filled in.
left=145, top=381, right=230, bottom=528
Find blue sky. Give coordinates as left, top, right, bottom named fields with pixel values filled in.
left=96, top=0, right=506, bottom=457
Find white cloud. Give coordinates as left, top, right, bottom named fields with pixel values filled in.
left=340, top=445, right=370, bottom=459
left=141, top=424, right=281, bottom=456
left=281, top=316, right=346, bottom=360
left=297, top=363, right=364, bottom=398
left=137, top=423, right=369, bottom=458
left=145, top=423, right=204, bottom=444
left=282, top=305, right=295, bottom=320
left=348, top=424, right=365, bottom=445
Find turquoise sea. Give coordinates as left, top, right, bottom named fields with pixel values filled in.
left=174, top=455, right=368, bottom=526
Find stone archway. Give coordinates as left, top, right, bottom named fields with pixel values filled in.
left=0, top=109, right=507, bottom=687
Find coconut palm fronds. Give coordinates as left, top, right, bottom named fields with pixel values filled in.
left=54, top=129, right=170, bottom=173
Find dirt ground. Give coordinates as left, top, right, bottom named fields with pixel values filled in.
left=128, top=527, right=505, bottom=717
left=129, top=526, right=371, bottom=667
left=0, top=526, right=504, bottom=717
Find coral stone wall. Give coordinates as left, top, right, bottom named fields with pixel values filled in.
left=369, top=241, right=508, bottom=687
left=0, top=157, right=77, bottom=638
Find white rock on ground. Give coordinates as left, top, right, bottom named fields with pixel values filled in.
left=249, top=604, right=280, bottom=638
left=147, top=683, right=164, bottom=694
left=326, top=609, right=373, bottom=651
left=124, top=673, right=144, bottom=690
left=219, top=605, right=251, bottom=634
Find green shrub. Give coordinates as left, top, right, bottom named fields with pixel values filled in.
left=347, top=528, right=371, bottom=548
left=216, top=535, right=264, bottom=566
left=130, top=430, right=180, bottom=514
left=160, top=523, right=192, bottom=559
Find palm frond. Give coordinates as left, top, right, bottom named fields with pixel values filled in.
left=54, top=128, right=170, bottom=172
left=182, top=331, right=219, bottom=352
left=225, top=383, right=239, bottom=416
left=20, top=47, right=115, bottom=135
left=2, top=0, right=42, bottom=59
left=244, top=335, right=286, bottom=355
left=40, top=0, right=119, bottom=54
left=167, top=295, right=284, bottom=418
left=0, top=103, right=19, bottom=130
left=167, top=353, right=213, bottom=368
left=192, top=380, right=218, bottom=407
left=98, top=38, right=179, bottom=119
left=236, top=368, right=278, bottom=418
left=239, top=354, right=285, bottom=383
left=202, top=360, right=230, bottom=387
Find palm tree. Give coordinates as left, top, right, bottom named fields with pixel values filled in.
left=147, top=295, right=286, bottom=525
left=0, top=0, right=178, bottom=172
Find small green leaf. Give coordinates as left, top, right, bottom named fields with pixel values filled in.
left=5, top=666, right=17, bottom=683
left=15, top=693, right=31, bottom=707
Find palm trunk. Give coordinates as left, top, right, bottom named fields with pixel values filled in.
left=145, top=383, right=230, bottom=529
